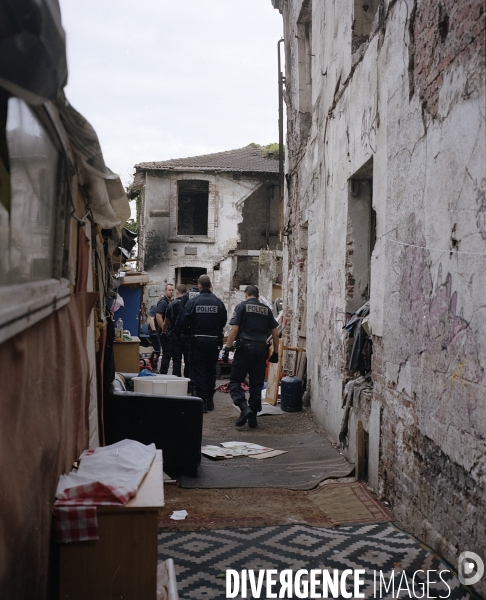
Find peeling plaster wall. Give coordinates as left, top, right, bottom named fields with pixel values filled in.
left=139, top=170, right=279, bottom=320
left=277, top=0, right=486, bottom=582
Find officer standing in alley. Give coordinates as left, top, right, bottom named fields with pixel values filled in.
left=162, top=283, right=187, bottom=377
left=174, top=283, right=200, bottom=389
left=180, top=275, right=227, bottom=412
left=155, top=283, right=174, bottom=374
left=222, top=285, right=279, bottom=428
left=147, top=292, right=164, bottom=372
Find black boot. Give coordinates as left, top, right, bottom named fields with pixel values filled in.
left=202, top=399, right=208, bottom=414
left=207, top=397, right=214, bottom=411
left=235, top=404, right=252, bottom=427
left=248, top=410, right=257, bottom=428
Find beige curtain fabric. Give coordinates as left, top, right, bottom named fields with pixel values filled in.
left=0, top=291, right=97, bottom=599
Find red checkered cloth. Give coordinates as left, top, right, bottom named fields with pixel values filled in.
left=54, top=482, right=134, bottom=543
left=54, top=506, right=98, bottom=543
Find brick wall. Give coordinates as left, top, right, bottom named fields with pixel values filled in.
left=412, top=0, right=486, bottom=115
left=374, top=333, right=486, bottom=591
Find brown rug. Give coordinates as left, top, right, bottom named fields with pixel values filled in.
left=158, top=486, right=333, bottom=532
left=158, top=481, right=393, bottom=531
left=307, top=481, right=394, bottom=524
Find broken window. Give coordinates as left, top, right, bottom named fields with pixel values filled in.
left=232, top=256, right=259, bottom=290
left=177, top=180, right=209, bottom=236
left=352, top=0, right=379, bottom=53
left=177, top=266, right=206, bottom=287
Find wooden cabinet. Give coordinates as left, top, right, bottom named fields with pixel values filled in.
left=113, top=336, right=140, bottom=372
left=59, top=450, right=164, bottom=599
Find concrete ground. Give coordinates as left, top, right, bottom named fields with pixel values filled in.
left=160, top=383, right=363, bottom=529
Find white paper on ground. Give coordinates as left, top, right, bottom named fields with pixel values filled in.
left=170, top=510, right=188, bottom=520
left=56, top=439, right=156, bottom=500
left=202, top=442, right=273, bottom=459
left=248, top=449, right=288, bottom=460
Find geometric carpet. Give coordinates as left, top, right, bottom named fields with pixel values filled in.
left=179, top=432, right=354, bottom=490
left=158, top=523, right=473, bottom=599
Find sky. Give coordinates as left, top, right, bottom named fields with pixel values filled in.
left=59, top=0, right=283, bottom=188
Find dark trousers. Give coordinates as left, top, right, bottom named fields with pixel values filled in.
left=191, top=337, right=220, bottom=401
left=229, top=344, right=267, bottom=413
left=181, top=335, right=192, bottom=382
left=170, top=333, right=185, bottom=378
left=149, top=330, right=161, bottom=371
left=160, top=334, right=172, bottom=374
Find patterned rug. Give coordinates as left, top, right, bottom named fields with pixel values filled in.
left=308, top=481, right=394, bottom=524
left=157, top=481, right=391, bottom=532
left=158, top=523, right=472, bottom=599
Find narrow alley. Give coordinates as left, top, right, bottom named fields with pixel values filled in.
left=0, top=0, right=484, bottom=599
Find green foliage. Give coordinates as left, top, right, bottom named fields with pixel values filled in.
left=246, top=142, right=284, bottom=160
left=125, top=218, right=139, bottom=235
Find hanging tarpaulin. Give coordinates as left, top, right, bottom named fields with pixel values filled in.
left=56, top=93, right=130, bottom=232
left=0, top=0, right=68, bottom=105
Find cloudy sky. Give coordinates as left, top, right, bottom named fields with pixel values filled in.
left=59, top=0, right=283, bottom=187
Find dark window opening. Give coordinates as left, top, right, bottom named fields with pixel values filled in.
left=346, top=158, right=375, bottom=313
left=352, top=0, right=379, bottom=53
left=345, top=158, right=374, bottom=376
left=177, top=266, right=207, bottom=287
left=232, top=256, right=259, bottom=289
left=356, top=421, right=369, bottom=481
left=177, top=180, right=208, bottom=236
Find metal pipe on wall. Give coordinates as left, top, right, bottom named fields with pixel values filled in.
left=277, top=37, right=285, bottom=241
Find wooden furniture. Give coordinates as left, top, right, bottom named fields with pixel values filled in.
left=113, top=335, right=140, bottom=372
left=265, top=340, right=306, bottom=406
left=59, top=450, right=164, bottom=599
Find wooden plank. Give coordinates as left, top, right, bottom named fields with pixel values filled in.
left=265, top=339, right=284, bottom=406
left=296, top=353, right=307, bottom=381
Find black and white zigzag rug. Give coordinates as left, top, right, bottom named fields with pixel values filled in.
left=158, top=523, right=474, bottom=599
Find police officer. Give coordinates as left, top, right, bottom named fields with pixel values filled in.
left=179, top=284, right=200, bottom=309
left=180, top=275, right=227, bottom=412
left=162, top=283, right=187, bottom=377
left=148, top=292, right=165, bottom=372
left=222, top=285, right=279, bottom=428
left=155, top=283, right=174, bottom=374
left=177, top=283, right=200, bottom=386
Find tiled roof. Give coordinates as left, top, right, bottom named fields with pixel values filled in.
left=135, top=146, right=279, bottom=174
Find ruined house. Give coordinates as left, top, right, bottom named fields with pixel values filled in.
left=272, top=0, right=486, bottom=586
left=131, top=147, right=282, bottom=314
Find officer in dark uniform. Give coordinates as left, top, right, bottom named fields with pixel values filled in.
left=155, top=283, right=174, bottom=374
left=222, top=285, right=279, bottom=428
left=162, top=283, right=187, bottom=377
left=148, top=293, right=164, bottom=372
left=175, top=284, right=200, bottom=388
left=180, top=275, right=227, bottom=412
left=179, top=284, right=200, bottom=309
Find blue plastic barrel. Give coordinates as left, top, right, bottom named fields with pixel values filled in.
left=281, top=375, right=303, bottom=412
